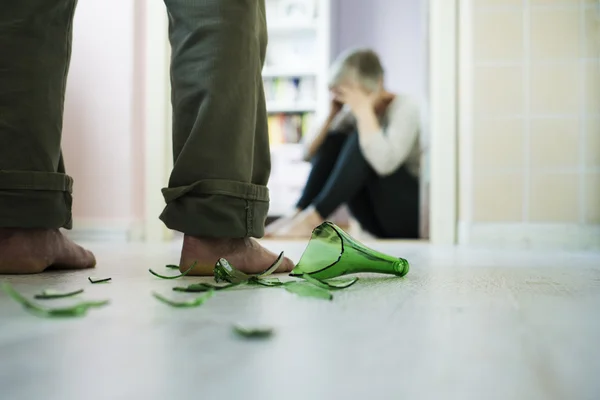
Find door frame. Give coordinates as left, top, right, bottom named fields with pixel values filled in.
left=142, top=0, right=459, bottom=245
left=142, top=1, right=172, bottom=242
left=427, top=0, right=458, bottom=244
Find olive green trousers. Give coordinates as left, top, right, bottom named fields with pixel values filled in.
left=0, top=0, right=271, bottom=238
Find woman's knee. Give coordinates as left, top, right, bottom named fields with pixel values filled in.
left=318, top=131, right=348, bottom=152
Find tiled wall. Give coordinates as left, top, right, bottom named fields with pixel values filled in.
left=466, top=0, right=599, bottom=226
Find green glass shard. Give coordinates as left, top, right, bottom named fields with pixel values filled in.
left=321, top=277, right=359, bottom=289
left=213, top=254, right=286, bottom=284
left=233, top=324, right=274, bottom=338
left=88, top=277, right=111, bottom=284
left=149, top=261, right=196, bottom=279
left=257, top=252, right=285, bottom=277
left=248, top=277, right=284, bottom=287
left=2, top=283, right=108, bottom=318
left=34, top=288, right=84, bottom=300
left=152, top=290, right=214, bottom=308
left=290, top=222, right=410, bottom=280
left=172, top=282, right=239, bottom=292
left=300, top=274, right=358, bottom=290
left=300, top=274, right=330, bottom=290
left=284, top=281, right=333, bottom=300
left=214, top=258, right=250, bottom=284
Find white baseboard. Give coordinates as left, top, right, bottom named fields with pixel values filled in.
left=62, top=219, right=144, bottom=243
left=459, top=222, right=600, bottom=251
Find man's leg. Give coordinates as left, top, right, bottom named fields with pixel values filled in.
left=161, top=0, right=293, bottom=274
left=0, top=1, right=95, bottom=274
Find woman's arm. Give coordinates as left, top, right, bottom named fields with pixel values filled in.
left=302, top=101, right=351, bottom=161
left=302, top=112, right=337, bottom=162
left=355, top=98, right=420, bottom=176
left=337, top=84, right=420, bottom=176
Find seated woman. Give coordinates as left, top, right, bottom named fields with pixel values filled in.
left=266, top=48, right=421, bottom=239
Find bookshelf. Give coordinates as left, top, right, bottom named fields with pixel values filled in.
left=264, top=0, right=332, bottom=217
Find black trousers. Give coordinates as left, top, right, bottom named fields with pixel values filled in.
left=296, top=132, right=419, bottom=239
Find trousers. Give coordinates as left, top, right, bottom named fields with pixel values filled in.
left=0, top=0, right=271, bottom=238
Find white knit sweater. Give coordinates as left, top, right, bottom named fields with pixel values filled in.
left=328, top=94, right=421, bottom=178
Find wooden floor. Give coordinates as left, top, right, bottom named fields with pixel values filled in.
left=1, top=239, right=599, bottom=400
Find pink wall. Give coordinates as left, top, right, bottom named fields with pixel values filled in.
left=62, top=0, right=145, bottom=226
left=333, top=0, right=427, bottom=101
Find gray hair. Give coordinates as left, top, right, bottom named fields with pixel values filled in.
left=328, top=48, right=385, bottom=92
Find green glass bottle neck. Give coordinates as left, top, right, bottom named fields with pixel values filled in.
left=341, top=251, right=409, bottom=276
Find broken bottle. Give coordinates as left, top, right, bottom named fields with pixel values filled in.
left=290, top=222, right=410, bottom=280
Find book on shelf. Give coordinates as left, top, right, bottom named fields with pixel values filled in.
left=263, top=76, right=316, bottom=106
left=268, top=112, right=315, bottom=146
left=266, top=0, right=317, bottom=21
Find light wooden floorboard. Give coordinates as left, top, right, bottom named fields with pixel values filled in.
left=1, top=240, right=599, bottom=400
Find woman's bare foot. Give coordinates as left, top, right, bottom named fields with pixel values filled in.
left=0, top=229, right=96, bottom=274
left=264, top=209, right=301, bottom=238
left=272, top=206, right=324, bottom=239
left=179, top=235, right=295, bottom=276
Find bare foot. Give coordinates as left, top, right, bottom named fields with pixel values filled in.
left=180, top=235, right=295, bottom=276
left=264, top=209, right=301, bottom=238
left=272, top=206, right=324, bottom=239
left=0, top=229, right=96, bottom=274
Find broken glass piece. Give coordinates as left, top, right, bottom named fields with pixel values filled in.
left=284, top=281, right=333, bottom=300
left=290, top=222, right=410, bottom=280
left=149, top=262, right=196, bottom=279
left=34, top=289, right=84, bottom=299
left=172, top=282, right=239, bottom=292
left=152, top=290, right=214, bottom=308
left=2, top=283, right=108, bottom=318
left=257, top=251, right=285, bottom=277
left=214, top=258, right=251, bottom=284
left=233, top=325, right=274, bottom=338
left=88, top=277, right=112, bottom=284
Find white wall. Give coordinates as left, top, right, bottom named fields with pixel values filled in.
left=332, top=0, right=428, bottom=102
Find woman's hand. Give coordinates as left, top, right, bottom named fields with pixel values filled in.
left=329, top=98, right=344, bottom=117
left=304, top=98, right=344, bottom=161
left=336, top=84, right=378, bottom=115
left=337, top=84, right=382, bottom=140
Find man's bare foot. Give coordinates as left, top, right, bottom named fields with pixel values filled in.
left=0, top=229, right=96, bottom=274
left=180, top=235, right=295, bottom=276
left=272, top=206, right=324, bottom=239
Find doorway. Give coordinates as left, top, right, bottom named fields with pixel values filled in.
left=141, top=0, right=458, bottom=244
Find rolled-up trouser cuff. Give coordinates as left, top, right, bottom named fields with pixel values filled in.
left=0, top=171, right=74, bottom=229
left=160, top=179, right=270, bottom=238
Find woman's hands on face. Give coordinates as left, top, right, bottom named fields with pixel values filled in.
left=336, top=83, right=385, bottom=139
left=336, top=83, right=378, bottom=115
